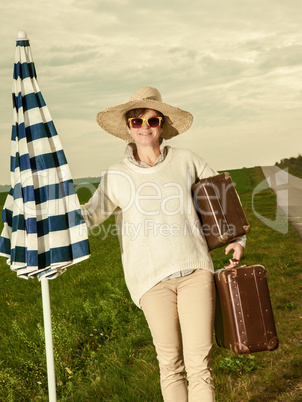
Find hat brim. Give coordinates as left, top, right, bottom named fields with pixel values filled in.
left=96, top=99, right=193, bottom=141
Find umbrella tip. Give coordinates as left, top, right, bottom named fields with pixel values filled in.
left=17, top=30, right=28, bottom=40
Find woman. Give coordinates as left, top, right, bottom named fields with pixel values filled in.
left=81, top=86, right=245, bottom=401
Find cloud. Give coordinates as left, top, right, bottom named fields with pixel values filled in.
left=259, top=44, right=302, bottom=70
left=0, top=0, right=301, bottom=184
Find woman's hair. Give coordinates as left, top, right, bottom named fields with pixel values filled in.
left=125, top=108, right=165, bottom=128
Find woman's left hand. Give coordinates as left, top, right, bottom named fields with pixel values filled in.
left=224, top=242, right=244, bottom=269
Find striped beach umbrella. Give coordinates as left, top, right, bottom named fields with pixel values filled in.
left=0, top=32, right=90, bottom=278
left=0, top=31, right=90, bottom=401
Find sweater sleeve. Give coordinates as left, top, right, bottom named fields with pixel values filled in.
left=187, top=150, right=219, bottom=181
left=198, top=161, right=219, bottom=179
left=80, top=172, right=118, bottom=230
left=232, top=235, right=246, bottom=248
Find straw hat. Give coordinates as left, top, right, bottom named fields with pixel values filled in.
left=96, top=86, right=193, bottom=141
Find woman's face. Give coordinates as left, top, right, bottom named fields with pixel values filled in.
left=127, top=109, right=163, bottom=148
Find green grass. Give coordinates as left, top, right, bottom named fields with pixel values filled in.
left=275, top=154, right=302, bottom=179
left=0, top=167, right=301, bottom=401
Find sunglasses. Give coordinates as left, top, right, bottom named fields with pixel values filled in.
left=128, top=116, right=163, bottom=129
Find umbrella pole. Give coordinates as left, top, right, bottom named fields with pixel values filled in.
left=41, top=278, right=57, bottom=402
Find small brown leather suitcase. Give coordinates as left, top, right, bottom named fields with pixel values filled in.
left=214, top=265, right=279, bottom=354
left=192, top=172, right=250, bottom=250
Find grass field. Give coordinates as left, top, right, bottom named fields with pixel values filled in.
left=0, top=166, right=301, bottom=401
left=275, top=154, right=302, bottom=179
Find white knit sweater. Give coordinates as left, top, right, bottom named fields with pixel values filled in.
left=81, top=147, right=243, bottom=307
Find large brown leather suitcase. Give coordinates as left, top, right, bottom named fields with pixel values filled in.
left=192, top=172, right=250, bottom=250
left=214, top=265, right=279, bottom=354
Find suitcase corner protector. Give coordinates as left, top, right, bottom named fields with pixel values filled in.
left=268, top=336, right=279, bottom=351
left=234, top=343, right=251, bottom=354
left=243, top=224, right=250, bottom=233
left=218, top=233, right=230, bottom=243
left=223, top=172, right=231, bottom=180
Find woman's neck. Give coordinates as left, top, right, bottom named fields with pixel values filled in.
left=135, top=144, right=161, bottom=167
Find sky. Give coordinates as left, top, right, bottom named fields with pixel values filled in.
left=0, top=0, right=301, bottom=184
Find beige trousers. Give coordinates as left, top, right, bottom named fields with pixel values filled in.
left=140, top=269, right=215, bottom=402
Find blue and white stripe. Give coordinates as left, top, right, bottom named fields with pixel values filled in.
left=0, top=36, right=90, bottom=279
